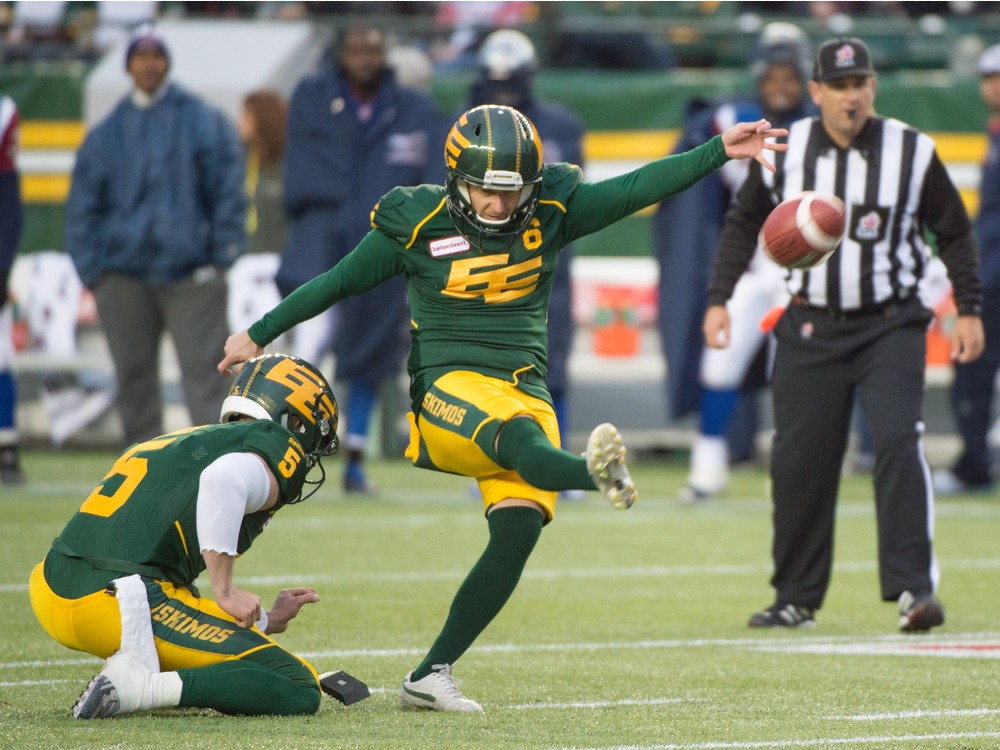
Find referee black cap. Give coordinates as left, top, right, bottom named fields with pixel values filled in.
left=812, top=38, right=875, bottom=82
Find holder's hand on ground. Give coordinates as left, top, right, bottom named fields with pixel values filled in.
left=264, top=588, right=321, bottom=635
left=218, top=330, right=263, bottom=375
left=703, top=304, right=732, bottom=349
left=721, top=119, right=788, bottom=172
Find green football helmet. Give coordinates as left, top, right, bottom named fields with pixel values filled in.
left=220, top=353, right=340, bottom=470
left=444, top=104, right=543, bottom=247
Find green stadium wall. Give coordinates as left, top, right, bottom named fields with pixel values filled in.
left=3, top=65, right=990, bottom=256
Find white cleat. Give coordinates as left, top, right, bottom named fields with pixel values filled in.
left=585, top=423, right=638, bottom=510
left=73, top=651, right=178, bottom=719
left=400, top=664, right=484, bottom=712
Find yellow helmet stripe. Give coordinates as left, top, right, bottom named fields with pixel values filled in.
left=444, top=112, right=471, bottom=169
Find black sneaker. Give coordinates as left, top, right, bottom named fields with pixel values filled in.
left=898, top=590, right=945, bottom=633
left=748, top=602, right=815, bottom=629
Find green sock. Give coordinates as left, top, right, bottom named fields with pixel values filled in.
left=410, top=506, right=543, bottom=681
left=495, top=417, right=595, bottom=490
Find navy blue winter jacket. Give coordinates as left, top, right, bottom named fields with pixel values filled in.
left=978, top=122, right=1000, bottom=291
left=277, top=68, right=443, bottom=292
left=276, top=67, right=443, bottom=381
left=66, top=83, right=246, bottom=289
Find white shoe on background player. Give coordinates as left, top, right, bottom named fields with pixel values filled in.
left=585, top=423, right=638, bottom=510
left=400, top=664, right=483, bottom=712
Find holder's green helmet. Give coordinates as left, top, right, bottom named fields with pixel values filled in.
left=444, top=105, right=543, bottom=246
left=220, top=353, right=340, bottom=472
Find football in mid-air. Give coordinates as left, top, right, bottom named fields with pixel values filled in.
left=760, top=191, right=846, bottom=269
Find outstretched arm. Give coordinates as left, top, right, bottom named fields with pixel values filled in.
left=565, top=121, right=788, bottom=242
left=219, top=330, right=263, bottom=375
left=720, top=119, right=788, bottom=172
left=217, top=230, right=406, bottom=376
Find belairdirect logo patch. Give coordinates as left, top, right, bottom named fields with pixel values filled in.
left=430, top=235, right=471, bottom=257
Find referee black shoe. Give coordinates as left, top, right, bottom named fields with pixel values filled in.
left=748, top=602, right=815, bottom=629
left=898, top=590, right=945, bottom=633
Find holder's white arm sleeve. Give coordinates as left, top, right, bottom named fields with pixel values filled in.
left=197, top=452, right=271, bottom=556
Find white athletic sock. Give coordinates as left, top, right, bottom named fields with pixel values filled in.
left=688, top=435, right=729, bottom=494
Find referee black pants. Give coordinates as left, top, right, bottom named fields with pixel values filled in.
left=769, top=297, right=937, bottom=610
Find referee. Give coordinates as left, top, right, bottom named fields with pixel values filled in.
left=704, top=38, right=984, bottom=632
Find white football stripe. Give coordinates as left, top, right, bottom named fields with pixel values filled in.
left=796, top=192, right=841, bottom=251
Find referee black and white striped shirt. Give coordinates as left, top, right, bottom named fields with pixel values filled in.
left=708, top=115, right=983, bottom=317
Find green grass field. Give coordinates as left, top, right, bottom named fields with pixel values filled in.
left=3, top=448, right=1000, bottom=750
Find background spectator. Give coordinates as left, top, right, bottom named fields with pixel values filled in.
left=227, top=88, right=289, bottom=350
left=277, top=25, right=443, bottom=493
left=0, top=87, right=23, bottom=484
left=656, top=22, right=814, bottom=503
left=65, top=25, right=246, bottom=446
left=934, top=42, right=1000, bottom=496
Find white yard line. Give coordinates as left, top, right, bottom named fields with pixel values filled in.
left=550, top=733, right=1000, bottom=750
left=12, top=632, right=1000, bottom=672
left=7, top=558, right=1000, bottom=595
left=826, top=707, right=1000, bottom=720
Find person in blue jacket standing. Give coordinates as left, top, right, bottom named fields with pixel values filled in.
left=655, top=23, right=815, bottom=501
left=65, top=25, right=245, bottom=447
left=934, top=43, right=1000, bottom=496
left=465, top=29, right=585, bottom=486
left=277, top=26, right=443, bottom=493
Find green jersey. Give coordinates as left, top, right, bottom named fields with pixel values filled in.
left=249, top=137, right=728, bottom=408
left=44, top=421, right=309, bottom=599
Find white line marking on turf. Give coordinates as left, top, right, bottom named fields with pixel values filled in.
left=749, top=641, right=1000, bottom=659
left=0, top=679, right=80, bottom=687
left=6, top=557, right=1000, bottom=594
left=0, top=657, right=99, bottom=669
left=363, top=691, right=694, bottom=711
left=553, top=731, right=1000, bottom=750
left=827, top=708, right=1000, bottom=720
left=507, top=697, right=698, bottom=710
left=297, top=632, right=1000, bottom=661
left=10, top=633, right=1000, bottom=672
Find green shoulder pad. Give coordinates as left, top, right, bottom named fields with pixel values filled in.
left=371, top=185, right=450, bottom=244
left=241, top=420, right=308, bottom=506
left=539, top=163, right=584, bottom=207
